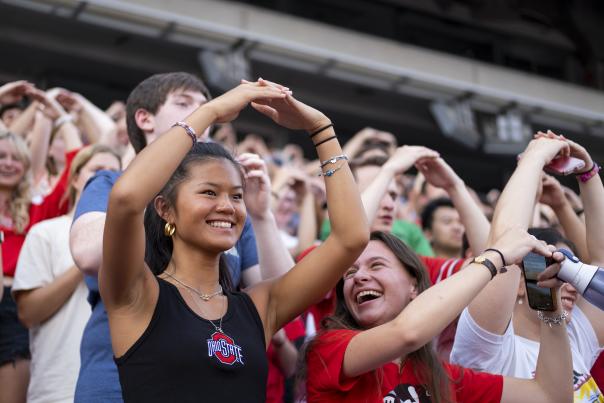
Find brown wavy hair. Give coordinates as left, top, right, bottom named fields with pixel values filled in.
left=0, top=131, right=32, bottom=233
left=302, top=231, right=454, bottom=402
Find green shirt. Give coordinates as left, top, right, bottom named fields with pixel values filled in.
left=319, top=218, right=434, bottom=256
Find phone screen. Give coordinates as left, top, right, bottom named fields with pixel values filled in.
left=522, top=253, right=557, bottom=311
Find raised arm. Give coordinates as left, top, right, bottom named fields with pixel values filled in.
left=501, top=263, right=572, bottom=403
left=417, top=157, right=490, bottom=256
left=342, top=228, right=554, bottom=377
left=237, top=152, right=295, bottom=283
left=101, top=82, right=289, bottom=309
left=468, top=136, right=569, bottom=334
left=247, top=92, right=369, bottom=338
left=57, top=89, right=117, bottom=144
left=539, top=174, right=589, bottom=261
left=362, top=146, right=438, bottom=223
left=8, top=101, right=38, bottom=137
left=551, top=135, right=604, bottom=345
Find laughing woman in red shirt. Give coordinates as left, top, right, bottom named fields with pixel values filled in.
left=305, top=228, right=573, bottom=403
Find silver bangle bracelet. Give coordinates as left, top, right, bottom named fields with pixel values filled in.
left=537, top=310, right=568, bottom=327
left=319, top=154, right=348, bottom=168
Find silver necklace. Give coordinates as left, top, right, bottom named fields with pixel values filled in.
left=184, top=287, right=226, bottom=334
left=164, top=271, right=223, bottom=301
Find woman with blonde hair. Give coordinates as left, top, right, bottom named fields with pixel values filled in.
left=0, top=128, right=80, bottom=403
left=12, top=144, right=121, bottom=403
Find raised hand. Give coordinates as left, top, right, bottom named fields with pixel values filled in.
left=540, top=174, right=567, bottom=209
left=521, top=135, right=570, bottom=167
left=487, top=226, right=554, bottom=266
left=272, top=166, right=309, bottom=200
left=250, top=86, right=329, bottom=132
left=535, top=130, right=593, bottom=171
left=0, top=80, right=35, bottom=104
left=415, top=156, right=463, bottom=191
left=382, top=145, right=439, bottom=176
left=28, top=89, right=68, bottom=121
left=238, top=153, right=272, bottom=219
left=206, top=80, right=291, bottom=124
left=55, top=89, right=84, bottom=114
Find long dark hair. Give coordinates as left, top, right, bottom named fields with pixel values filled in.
left=303, top=231, right=453, bottom=402
left=143, top=141, right=240, bottom=292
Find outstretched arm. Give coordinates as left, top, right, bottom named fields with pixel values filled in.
left=247, top=88, right=369, bottom=340
left=468, top=136, right=569, bottom=335
left=342, top=228, right=555, bottom=377
left=417, top=157, right=490, bottom=256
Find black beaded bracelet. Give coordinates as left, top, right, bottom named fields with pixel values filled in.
left=314, top=135, right=337, bottom=148
left=309, top=123, right=333, bottom=138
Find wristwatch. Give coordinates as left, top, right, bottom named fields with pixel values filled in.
left=471, top=255, right=497, bottom=279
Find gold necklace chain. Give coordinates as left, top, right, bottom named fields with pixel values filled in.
left=184, top=287, right=226, bottom=334
left=163, top=271, right=223, bottom=301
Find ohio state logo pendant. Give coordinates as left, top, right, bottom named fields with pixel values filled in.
left=207, top=332, right=244, bottom=365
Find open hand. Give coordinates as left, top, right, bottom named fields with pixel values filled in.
left=416, top=157, right=462, bottom=191
left=383, top=145, right=439, bottom=176
left=0, top=80, right=35, bottom=104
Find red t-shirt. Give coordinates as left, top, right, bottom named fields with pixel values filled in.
left=1, top=149, right=78, bottom=277
left=266, top=317, right=306, bottom=403
left=592, top=351, right=604, bottom=391
left=306, top=329, right=503, bottom=403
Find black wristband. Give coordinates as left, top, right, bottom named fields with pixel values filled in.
left=483, top=248, right=507, bottom=267
left=314, top=135, right=337, bottom=148
left=471, top=256, right=497, bottom=279
left=309, top=123, right=333, bottom=138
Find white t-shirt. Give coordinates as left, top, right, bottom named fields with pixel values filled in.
left=451, top=306, right=603, bottom=403
left=12, top=215, right=91, bottom=403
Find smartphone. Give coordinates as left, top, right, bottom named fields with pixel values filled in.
left=521, top=252, right=557, bottom=311
left=544, top=157, right=585, bottom=176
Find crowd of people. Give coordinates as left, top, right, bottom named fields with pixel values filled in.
left=0, top=71, right=602, bottom=403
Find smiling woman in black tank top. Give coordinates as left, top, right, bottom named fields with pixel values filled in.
left=99, top=79, right=369, bottom=402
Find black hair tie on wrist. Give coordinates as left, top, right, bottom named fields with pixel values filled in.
left=309, top=123, right=333, bottom=138
left=314, top=135, right=337, bottom=148
left=484, top=248, right=507, bottom=268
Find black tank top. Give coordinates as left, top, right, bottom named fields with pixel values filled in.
left=115, top=278, right=268, bottom=403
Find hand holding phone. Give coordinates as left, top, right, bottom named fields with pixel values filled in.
left=521, top=252, right=557, bottom=311
left=544, top=156, right=585, bottom=176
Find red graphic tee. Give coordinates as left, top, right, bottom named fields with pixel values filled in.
left=306, top=329, right=503, bottom=403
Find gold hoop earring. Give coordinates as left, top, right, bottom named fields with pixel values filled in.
left=164, top=222, right=176, bottom=237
